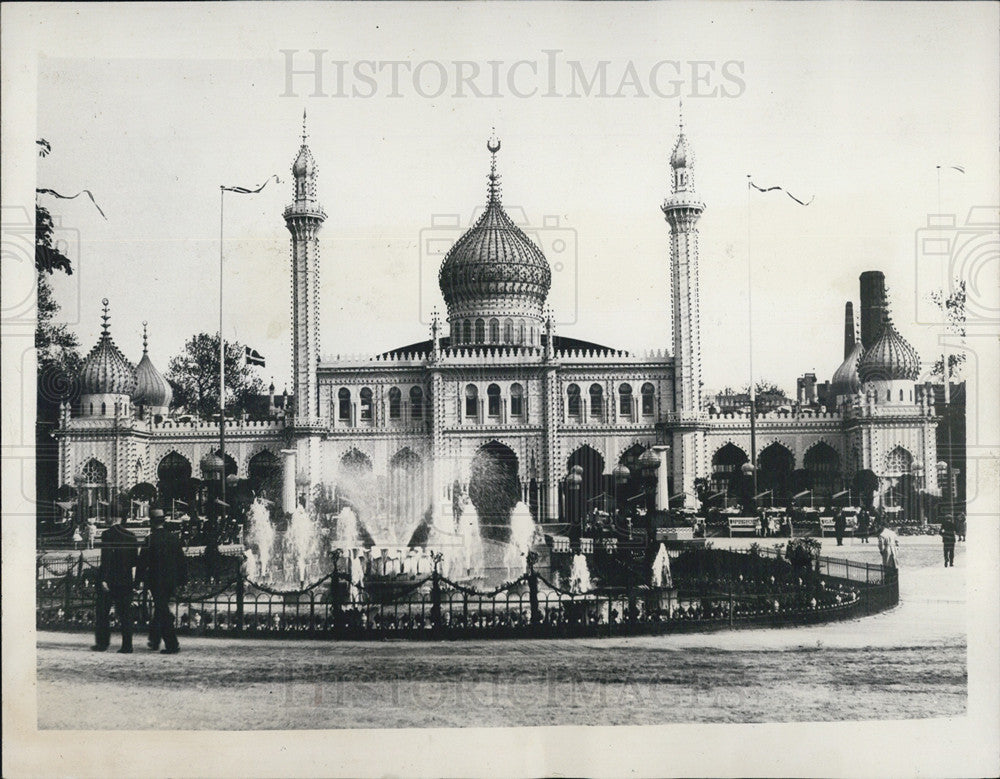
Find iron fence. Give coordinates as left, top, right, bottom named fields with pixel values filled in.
left=37, top=545, right=898, bottom=640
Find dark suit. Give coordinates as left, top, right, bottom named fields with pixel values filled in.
left=138, top=525, right=188, bottom=651
left=95, top=523, right=139, bottom=651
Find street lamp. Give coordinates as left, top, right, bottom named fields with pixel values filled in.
left=565, top=466, right=583, bottom=533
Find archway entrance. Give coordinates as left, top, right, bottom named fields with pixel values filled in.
left=564, top=445, right=606, bottom=527
left=389, top=448, right=427, bottom=545
left=804, top=442, right=841, bottom=502
left=157, top=452, right=191, bottom=508
left=758, top=443, right=794, bottom=503
left=712, top=443, right=749, bottom=498
left=247, top=450, right=281, bottom=501
left=468, top=442, right=520, bottom=541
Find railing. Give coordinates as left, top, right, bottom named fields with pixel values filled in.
left=36, top=545, right=898, bottom=640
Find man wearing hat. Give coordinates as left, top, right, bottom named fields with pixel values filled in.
left=92, top=510, right=139, bottom=653
left=137, top=509, right=187, bottom=653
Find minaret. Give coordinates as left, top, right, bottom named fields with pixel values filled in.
left=844, top=301, right=856, bottom=359
left=661, top=111, right=705, bottom=418
left=283, top=110, right=326, bottom=423
left=661, top=108, right=706, bottom=508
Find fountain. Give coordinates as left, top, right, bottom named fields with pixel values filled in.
left=456, top=497, right=486, bottom=581
left=333, top=506, right=361, bottom=551
left=651, top=542, right=673, bottom=588
left=568, top=553, right=592, bottom=594
left=503, top=501, right=537, bottom=579
left=246, top=497, right=275, bottom=580
left=287, top=504, right=319, bottom=586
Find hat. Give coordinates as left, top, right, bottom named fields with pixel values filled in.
left=149, top=509, right=166, bottom=524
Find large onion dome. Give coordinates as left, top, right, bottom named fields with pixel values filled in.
left=830, top=340, right=864, bottom=397
left=79, top=299, right=135, bottom=396
left=132, top=322, right=172, bottom=408
left=858, top=317, right=921, bottom=382
left=438, top=137, right=551, bottom=319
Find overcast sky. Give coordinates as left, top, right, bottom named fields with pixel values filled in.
left=29, top=2, right=999, bottom=394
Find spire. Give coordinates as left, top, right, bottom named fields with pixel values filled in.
left=301, top=108, right=308, bottom=144
left=844, top=302, right=855, bottom=359
left=100, top=297, right=111, bottom=339
left=487, top=129, right=502, bottom=204
left=678, top=97, right=684, bottom=135
left=142, top=320, right=149, bottom=355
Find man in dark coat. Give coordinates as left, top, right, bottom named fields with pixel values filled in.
left=833, top=511, right=847, bottom=546
left=940, top=516, right=957, bottom=568
left=138, top=509, right=188, bottom=653
left=92, top=514, right=139, bottom=653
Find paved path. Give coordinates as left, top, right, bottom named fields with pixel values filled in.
left=36, top=536, right=966, bottom=728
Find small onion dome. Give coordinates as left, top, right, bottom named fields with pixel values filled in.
left=830, top=340, right=864, bottom=397
left=638, top=448, right=660, bottom=471
left=936, top=460, right=949, bottom=472
left=858, top=317, right=921, bottom=383
left=670, top=133, right=691, bottom=169
left=132, top=324, right=172, bottom=408
left=565, top=470, right=583, bottom=489
left=612, top=463, right=631, bottom=483
left=79, top=299, right=136, bottom=396
left=571, top=464, right=584, bottom=476
left=292, top=143, right=317, bottom=178
left=200, top=452, right=224, bottom=476
left=740, top=463, right=755, bottom=476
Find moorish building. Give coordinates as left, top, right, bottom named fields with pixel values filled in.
left=54, top=120, right=940, bottom=541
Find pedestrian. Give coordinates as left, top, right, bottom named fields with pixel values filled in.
left=91, top=513, right=139, bottom=653
left=955, top=513, right=967, bottom=542
left=940, top=516, right=956, bottom=568
left=833, top=510, right=847, bottom=546
left=857, top=510, right=871, bottom=544
left=877, top=524, right=900, bottom=571
left=137, top=509, right=188, bottom=654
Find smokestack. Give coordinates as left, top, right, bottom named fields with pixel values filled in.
left=859, top=271, right=887, bottom=351
left=844, top=301, right=856, bottom=358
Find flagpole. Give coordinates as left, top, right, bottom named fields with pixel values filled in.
left=746, top=175, right=758, bottom=500
left=219, top=185, right=227, bottom=522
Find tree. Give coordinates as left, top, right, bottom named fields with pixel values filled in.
left=852, top=469, right=880, bottom=510
left=36, top=138, right=84, bottom=526
left=165, top=333, right=265, bottom=418
left=929, top=280, right=966, bottom=380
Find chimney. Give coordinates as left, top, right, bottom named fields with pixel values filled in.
left=844, top=301, right=856, bottom=358
left=859, top=271, right=887, bottom=351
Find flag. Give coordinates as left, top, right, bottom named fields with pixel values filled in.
left=948, top=165, right=965, bottom=174
left=748, top=179, right=813, bottom=206
left=222, top=175, right=281, bottom=194
left=245, top=346, right=266, bottom=367
left=36, top=187, right=107, bottom=219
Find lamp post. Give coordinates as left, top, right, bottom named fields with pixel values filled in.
left=740, top=462, right=756, bottom=515
left=612, top=463, right=630, bottom=518
left=638, top=447, right=660, bottom=515
left=565, top=466, right=583, bottom=535
left=912, top=462, right=925, bottom=527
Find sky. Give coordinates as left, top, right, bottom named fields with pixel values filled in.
left=28, top=2, right=1000, bottom=395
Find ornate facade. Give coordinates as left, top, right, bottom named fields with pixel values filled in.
left=54, top=121, right=939, bottom=535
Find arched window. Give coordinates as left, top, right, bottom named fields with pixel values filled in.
left=517, top=319, right=526, bottom=344
left=899, top=388, right=904, bottom=401
left=388, top=386, right=401, bottom=419
left=589, top=383, right=604, bottom=418
left=618, top=383, right=633, bottom=416
left=487, top=383, right=501, bottom=416
left=475, top=319, right=485, bottom=344
left=82, top=458, right=108, bottom=485
left=338, top=388, right=351, bottom=421
left=510, top=383, right=524, bottom=416
left=359, top=387, right=373, bottom=420
left=489, top=318, right=500, bottom=343
left=410, top=386, right=424, bottom=419
left=530, top=326, right=536, bottom=345
left=567, top=383, right=581, bottom=416
left=462, top=320, right=472, bottom=344
left=503, top=318, right=513, bottom=344
left=101, top=402, right=106, bottom=415
left=641, top=383, right=655, bottom=415
left=886, top=389, right=891, bottom=401
left=465, top=384, right=479, bottom=418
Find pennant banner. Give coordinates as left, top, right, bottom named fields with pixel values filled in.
left=222, top=174, right=281, bottom=194
left=245, top=346, right=266, bottom=367
left=36, top=187, right=107, bottom=219
left=748, top=179, right=814, bottom=206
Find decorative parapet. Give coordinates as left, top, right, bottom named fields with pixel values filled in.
left=319, top=345, right=673, bottom=369
left=705, top=408, right=844, bottom=422
left=150, top=418, right=288, bottom=432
